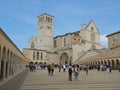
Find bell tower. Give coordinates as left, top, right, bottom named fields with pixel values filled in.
left=36, top=13, right=54, bottom=51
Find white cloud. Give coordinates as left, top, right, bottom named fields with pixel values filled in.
left=100, top=34, right=108, bottom=48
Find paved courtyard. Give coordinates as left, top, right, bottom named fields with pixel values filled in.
left=19, top=69, right=120, bottom=90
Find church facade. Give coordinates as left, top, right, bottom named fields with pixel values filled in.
left=78, top=30, right=120, bottom=70
left=23, top=13, right=105, bottom=65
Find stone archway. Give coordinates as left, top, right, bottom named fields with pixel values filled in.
left=1, top=47, right=6, bottom=79
left=98, top=61, right=100, bottom=65
left=9, top=51, right=13, bottom=77
left=116, top=59, right=119, bottom=69
left=6, top=49, right=10, bottom=78
left=59, top=52, right=69, bottom=64
left=0, top=45, right=1, bottom=79
left=111, top=60, right=115, bottom=69
left=108, top=60, right=111, bottom=65
left=0, top=61, right=4, bottom=80
left=104, top=60, right=107, bottom=65
left=29, top=62, right=33, bottom=65
left=0, top=46, right=1, bottom=61
left=101, top=60, right=103, bottom=65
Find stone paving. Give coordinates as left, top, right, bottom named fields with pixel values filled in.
left=0, top=69, right=28, bottom=90
left=19, top=69, right=120, bottom=90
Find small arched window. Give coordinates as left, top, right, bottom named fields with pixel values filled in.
left=64, top=38, right=66, bottom=46
left=33, top=52, right=35, bottom=60
left=91, top=27, right=94, bottom=30
left=41, top=52, right=43, bottom=60
left=37, top=52, right=39, bottom=60
left=31, top=42, right=34, bottom=49
left=54, top=40, right=57, bottom=48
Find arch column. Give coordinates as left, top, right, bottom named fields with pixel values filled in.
left=1, top=60, right=6, bottom=79
left=111, top=60, right=115, bottom=69
left=0, top=61, right=2, bottom=80
left=9, top=61, right=12, bottom=77
left=0, top=46, right=1, bottom=78
left=6, top=61, right=10, bottom=78
left=116, top=59, right=119, bottom=69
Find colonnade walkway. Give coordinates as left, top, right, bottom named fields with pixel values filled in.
left=20, top=69, right=120, bottom=90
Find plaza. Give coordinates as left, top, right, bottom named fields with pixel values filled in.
left=0, top=14, right=120, bottom=90
left=20, top=69, right=120, bottom=90
left=0, top=0, right=120, bottom=90
left=0, top=68, right=120, bottom=90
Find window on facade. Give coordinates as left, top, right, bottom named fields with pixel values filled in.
left=54, top=40, right=57, bottom=48
left=50, top=18, right=52, bottom=23
left=64, top=38, right=66, bottom=46
left=46, top=25, right=52, bottom=29
left=33, top=52, right=35, bottom=60
left=37, top=52, right=39, bottom=60
left=31, top=42, right=34, bottom=49
left=41, top=17, right=44, bottom=21
left=41, top=52, right=43, bottom=60
left=39, top=26, right=43, bottom=29
left=46, top=17, right=48, bottom=22
left=91, top=27, right=94, bottom=30
left=48, top=17, right=50, bottom=22
left=112, top=38, right=116, bottom=44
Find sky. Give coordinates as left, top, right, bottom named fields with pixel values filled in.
left=0, top=0, right=120, bottom=51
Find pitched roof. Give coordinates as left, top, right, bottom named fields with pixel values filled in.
left=106, top=30, right=120, bottom=37
left=81, top=47, right=120, bottom=61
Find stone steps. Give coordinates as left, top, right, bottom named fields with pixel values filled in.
left=19, top=69, right=120, bottom=90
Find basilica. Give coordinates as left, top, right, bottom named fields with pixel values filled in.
left=23, top=13, right=105, bottom=65
left=0, top=13, right=119, bottom=81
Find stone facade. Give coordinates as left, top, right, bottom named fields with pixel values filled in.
left=0, top=28, right=28, bottom=80
left=23, top=13, right=104, bottom=65
left=78, top=30, right=120, bottom=69
left=106, top=31, right=120, bottom=49
left=29, top=13, right=54, bottom=51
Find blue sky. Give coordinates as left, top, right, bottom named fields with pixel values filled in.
left=0, top=0, right=120, bottom=51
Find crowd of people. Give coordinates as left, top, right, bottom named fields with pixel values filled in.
left=28, top=63, right=119, bottom=81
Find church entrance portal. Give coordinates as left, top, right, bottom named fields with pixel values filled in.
left=59, top=53, right=69, bottom=65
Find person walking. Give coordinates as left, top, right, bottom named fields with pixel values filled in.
left=63, top=64, right=66, bottom=72
left=74, top=65, right=79, bottom=80
left=68, top=64, right=73, bottom=81
left=47, top=64, right=51, bottom=75
left=85, top=65, right=89, bottom=75
left=50, top=63, right=55, bottom=75
left=58, top=64, right=62, bottom=72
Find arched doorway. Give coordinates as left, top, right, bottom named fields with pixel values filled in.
left=9, top=51, right=13, bottom=77
left=116, top=59, right=119, bottom=69
left=108, top=60, right=111, bottom=65
left=60, top=53, right=69, bottom=64
left=1, top=47, right=6, bottom=79
left=29, top=62, right=33, bottom=65
left=104, top=60, right=107, bottom=65
left=6, top=49, right=10, bottom=78
left=0, top=45, right=1, bottom=80
left=111, top=60, right=115, bottom=69
left=98, top=61, right=100, bottom=65
left=0, top=61, right=4, bottom=80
